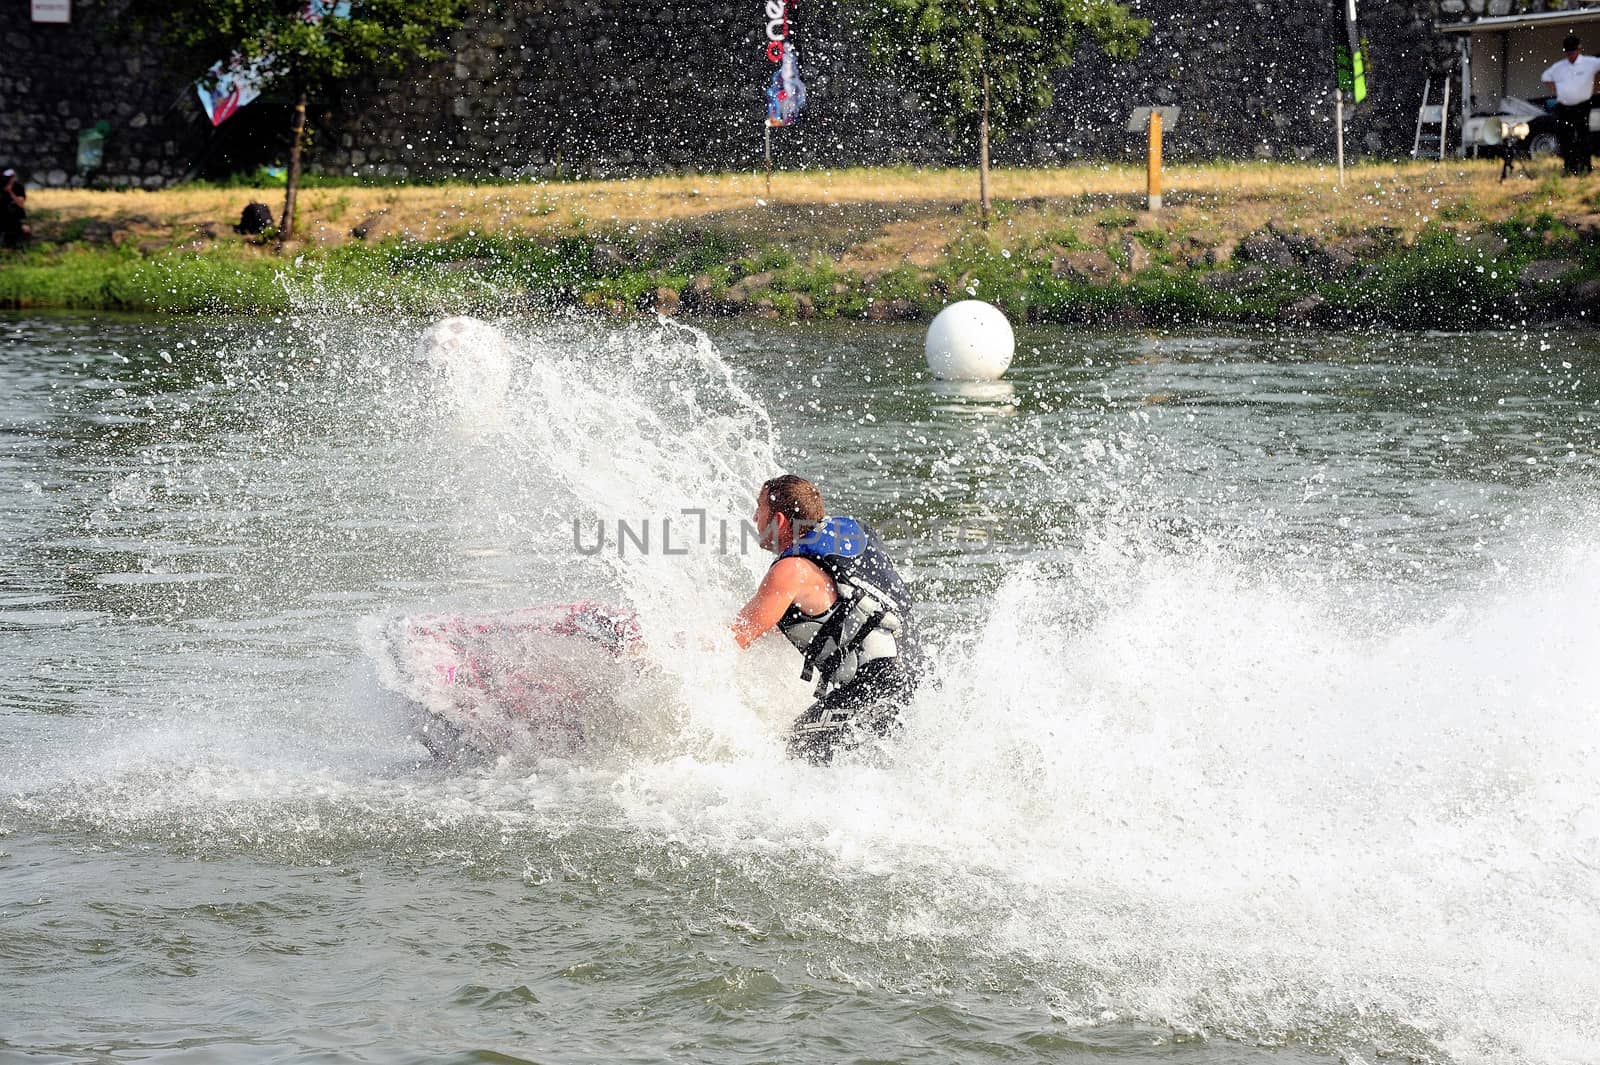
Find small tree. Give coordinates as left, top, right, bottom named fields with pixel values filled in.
left=858, top=0, right=1149, bottom=223
left=144, top=0, right=470, bottom=242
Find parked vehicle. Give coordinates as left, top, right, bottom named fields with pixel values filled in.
left=1464, top=96, right=1600, bottom=156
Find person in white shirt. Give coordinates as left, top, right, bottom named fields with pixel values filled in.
left=1541, top=35, right=1600, bottom=174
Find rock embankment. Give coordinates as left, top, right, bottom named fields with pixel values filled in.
left=610, top=215, right=1600, bottom=329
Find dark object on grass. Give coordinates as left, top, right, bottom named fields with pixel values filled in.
left=234, top=202, right=274, bottom=236
left=1499, top=132, right=1533, bottom=182
left=1, top=167, right=31, bottom=248
left=1482, top=119, right=1535, bottom=182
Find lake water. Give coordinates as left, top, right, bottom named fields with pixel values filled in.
left=3, top=311, right=1598, bottom=1065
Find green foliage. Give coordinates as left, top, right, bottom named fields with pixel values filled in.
left=197, top=166, right=289, bottom=189
left=798, top=263, right=871, bottom=317
left=1532, top=173, right=1566, bottom=200
left=140, top=0, right=469, bottom=97
left=1041, top=225, right=1088, bottom=250
left=1494, top=208, right=1573, bottom=256
left=855, top=0, right=1149, bottom=142
left=737, top=246, right=798, bottom=277
left=869, top=262, right=939, bottom=311
left=1327, top=228, right=1516, bottom=327
left=1434, top=200, right=1480, bottom=223
left=367, top=234, right=598, bottom=297
left=0, top=245, right=291, bottom=312
left=653, top=228, right=744, bottom=277
left=937, top=234, right=1033, bottom=315
left=109, top=253, right=294, bottom=312
left=583, top=270, right=670, bottom=312
left=1131, top=227, right=1167, bottom=250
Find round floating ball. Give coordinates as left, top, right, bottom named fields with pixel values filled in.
left=414, top=315, right=510, bottom=373
left=924, top=300, right=1014, bottom=381
left=414, top=316, right=514, bottom=416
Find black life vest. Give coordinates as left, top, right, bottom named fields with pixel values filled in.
left=774, top=515, right=921, bottom=697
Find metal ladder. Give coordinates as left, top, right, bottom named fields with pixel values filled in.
left=1412, top=76, right=1451, bottom=160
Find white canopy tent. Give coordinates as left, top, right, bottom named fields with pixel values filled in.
left=1436, top=7, right=1600, bottom=154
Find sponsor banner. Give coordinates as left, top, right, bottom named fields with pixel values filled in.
left=762, top=0, right=807, bottom=126
left=306, top=0, right=351, bottom=18
left=199, top=54, right=273, bottom=126
left=1333, top=0, right=1368, bottom=106
left=196, top=0, right=351, bottom=127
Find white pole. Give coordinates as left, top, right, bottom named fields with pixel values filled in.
left=1340, top=0, right=1357, bottom=182
left=1439, top=76, right=1451, bottom=161
left=764, top=123, right=772, bottom=198
left=1336, top=90, right=1346, bottom=185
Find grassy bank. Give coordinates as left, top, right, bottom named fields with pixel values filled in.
left=5, top=162, right=1600, bottom=326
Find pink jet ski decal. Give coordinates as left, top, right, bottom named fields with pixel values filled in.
left=373, top=600, right=641, bottom=757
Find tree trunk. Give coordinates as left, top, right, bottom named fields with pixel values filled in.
left=979, top=70, right=991, bottom=227
left=281, top=89, right=308, bottom=246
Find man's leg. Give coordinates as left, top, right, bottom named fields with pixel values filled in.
left=1581, top=102, right=1594, bottom=174
left=784, top=661, right=917, bottom=764
left=1559, top=105, right=1586, bottom=174
left=786, top=700, right=847, bottom=764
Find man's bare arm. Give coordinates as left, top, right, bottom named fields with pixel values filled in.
left=731, top=557, right=837, bottom=649
left=731, top=564, right=799, bottom=649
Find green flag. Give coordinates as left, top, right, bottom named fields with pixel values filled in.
left=1335, top=42, right=1369, bottom=104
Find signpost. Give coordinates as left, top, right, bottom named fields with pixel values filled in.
left=1333, top=0, right=1369, bottom=184
left=1127, top=107, right=1180, bottom=210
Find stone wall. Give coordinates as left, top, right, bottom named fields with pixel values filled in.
left=2, top=0, right=201, bottom=187
left=1, top=0, right=1488, bottom=189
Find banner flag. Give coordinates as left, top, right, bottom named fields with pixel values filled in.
left=198, top=54, right=272, bottom=126
left=196, top=0, right=351, bottom=127
left=1335, top=43, right=1368, bottom=104
left=1334, top=0, right=1369, bottom=105
left=762, top=0, right=807, bottom=127
left=766, top=47, right=808, bottom=126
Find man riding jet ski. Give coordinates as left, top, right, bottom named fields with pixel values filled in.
left=731, top=474, right=924, bottom=763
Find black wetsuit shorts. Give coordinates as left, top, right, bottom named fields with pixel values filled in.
left=785, top=657, right=919, bottom=764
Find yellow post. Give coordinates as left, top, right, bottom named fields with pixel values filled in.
left=1147, top=109, right=1163, bottom=211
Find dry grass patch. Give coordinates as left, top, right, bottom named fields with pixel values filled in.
left=22, top=160, right=1600, bottom=267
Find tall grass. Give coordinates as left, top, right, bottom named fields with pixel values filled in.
left=0, top=246, right=291, bottom=312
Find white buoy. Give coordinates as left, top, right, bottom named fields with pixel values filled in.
left=414, top=316, right=513, bottom=416
left=414, top=315, right=510, bottom=374
left=924, top=300, right=1014, bottom=381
